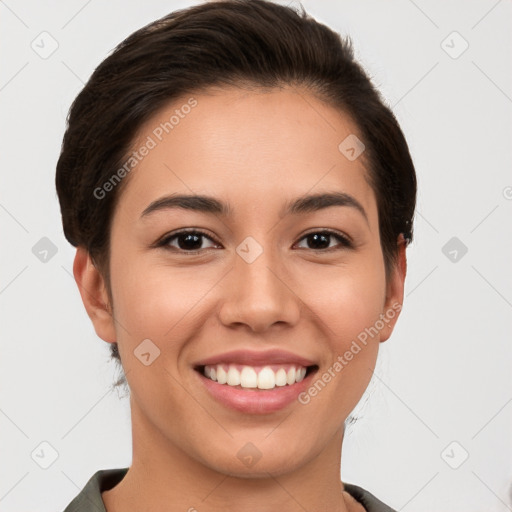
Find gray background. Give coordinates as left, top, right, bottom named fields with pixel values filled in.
left=1, top=0, right=511, bottom=510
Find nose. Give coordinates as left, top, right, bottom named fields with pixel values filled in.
left=218, top=243, right=301, bottom=333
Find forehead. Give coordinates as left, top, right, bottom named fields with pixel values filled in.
left=115, top=86, right=377, bottom=224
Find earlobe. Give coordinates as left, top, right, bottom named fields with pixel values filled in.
left=380, top=234, right=407, bottom=343
left=73, top=247, right=117, bottom=343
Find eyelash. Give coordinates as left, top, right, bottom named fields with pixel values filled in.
left=155, top=228, right=353, bottom=255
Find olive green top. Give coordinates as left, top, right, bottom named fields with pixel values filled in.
left=62, top=468, right=397, bottom=512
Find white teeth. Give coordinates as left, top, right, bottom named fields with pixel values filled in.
left=275, top=368, right=287, bottom=387
left=286, top=366, right=296, bottom=385
left=240, top=366, right=258, bottom=388
left=216, top=365, right=227, bottom=384
left=227, top=366, right=241, bottom=386
left=202, top=364, right=310, bottom=390
left=257, top=367, right=275, bottom=389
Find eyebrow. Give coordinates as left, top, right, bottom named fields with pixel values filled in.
left=140, top=191, right=369, bottom=224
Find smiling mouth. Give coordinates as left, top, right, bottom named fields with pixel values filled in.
left=194, top=364, right=319, bottom=391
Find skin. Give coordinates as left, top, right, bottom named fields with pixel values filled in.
left=74, top=86, right=406, bottom=512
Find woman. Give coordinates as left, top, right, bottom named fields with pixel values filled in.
left=56, top=1, right=416, bottom=510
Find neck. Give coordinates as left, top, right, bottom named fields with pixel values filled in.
left=102, top=399, right=361, bottom=512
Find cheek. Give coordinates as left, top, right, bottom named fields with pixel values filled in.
left=303, top=258, right=387, bottom=340
left=299, top=267, right=385, bottom=413
left=110, top=257, right=215, bottom=345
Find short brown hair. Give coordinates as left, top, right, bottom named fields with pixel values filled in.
left=56, top=0, right=417, bottom=388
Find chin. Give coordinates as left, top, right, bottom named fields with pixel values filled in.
left=202, top=449, right=307, bottom=480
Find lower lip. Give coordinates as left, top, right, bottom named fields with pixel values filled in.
left=195, top=367, right=318, bottom=414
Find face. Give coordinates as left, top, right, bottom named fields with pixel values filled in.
left=79, top=86, right=405, bottom=478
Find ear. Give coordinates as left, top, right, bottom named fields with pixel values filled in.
left=380, top=233, right=407, bottom=343
left=73, top=246, right=117, bottom=343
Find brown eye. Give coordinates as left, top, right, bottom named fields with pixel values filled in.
left=158, top=230, right=220, bottom=253
left=296, top=230, right=353, bottom=251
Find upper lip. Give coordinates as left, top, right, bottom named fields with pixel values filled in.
left=193, top=349, right=317, bottom=368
